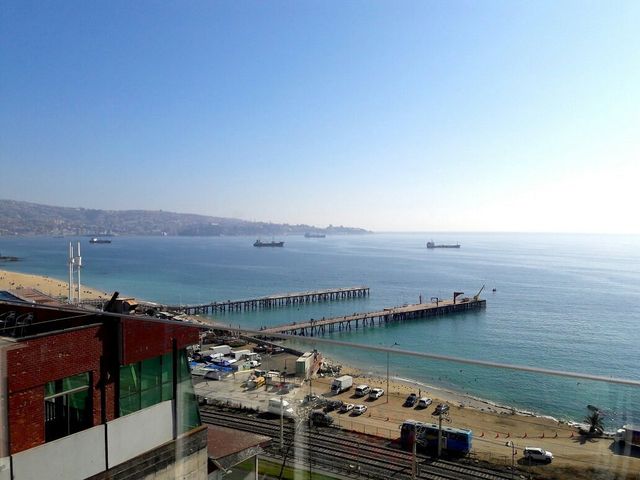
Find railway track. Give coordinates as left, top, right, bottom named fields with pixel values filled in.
left=200, top=406, right=514, bottom=480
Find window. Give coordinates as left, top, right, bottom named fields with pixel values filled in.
left=44, top=372, right=92, bottom=442
left=118, top=350, right=200, bottom=433
left=119, top=353, right=173, bottom=416
left=177, top=349, right=201, bottom=432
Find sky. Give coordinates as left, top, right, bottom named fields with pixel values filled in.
left=1, top=1, right=639, bottom=233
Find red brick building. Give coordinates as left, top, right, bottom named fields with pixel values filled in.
left=0, top=298, right=207, bottom=479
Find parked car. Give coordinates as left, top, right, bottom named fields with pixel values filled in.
left=303, top=393, right=321, bottom=404
left=368, top=388, right=385, bottom=400
left=352, top=405, right=367, bottom=416
left=523, top=447, right=553, bottom=463
left=354, top=384, right=371, bottom=397
left=433, top=403, right=449, bottom=415
left=403, top=393, right=418, bottom=407
left=309, top=410, right=334, bottom=427
left=323, top=400, right=343, bottom=412
left=417, top=397, right=432, bottom=409
left=252, top=345, right=267, bottom=353
left=338, top=403, right=354, bottom=413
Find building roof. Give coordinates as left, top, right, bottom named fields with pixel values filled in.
left=206, top=424, right=270, bottom=471
left=7, top=288, right=66, bottom=307
left=206, top=424, right=271, bottom=460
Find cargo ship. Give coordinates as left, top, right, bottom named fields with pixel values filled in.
left=253, top=239, right=284, bottom=247
left=304, top=232, right=326, bottom=238
left=89, top=238, right=112, bottom=244
left=426, top=240, right=460, bottom=249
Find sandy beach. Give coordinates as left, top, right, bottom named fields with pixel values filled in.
left=0, top=268, right=111, bottom=300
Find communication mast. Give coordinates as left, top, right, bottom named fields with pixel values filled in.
left=75, top=241, right=82, bottom=304
left=68, top=242, right=74, bottom=303
left=67, top=241, right=82, bottom=304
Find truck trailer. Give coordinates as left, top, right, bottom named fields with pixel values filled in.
left=331, top=375, right=353, bottom=394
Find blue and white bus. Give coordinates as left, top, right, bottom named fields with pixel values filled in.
left=400, top=420, right=473, bottom=454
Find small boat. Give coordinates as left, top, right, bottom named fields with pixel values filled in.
left=253, top=239, right=284, bottom=247
left=304, top=232, right=326, bottom=238
left=89, top=238, right=112, bottom=244
left=427, top=240, right=460, bottom=249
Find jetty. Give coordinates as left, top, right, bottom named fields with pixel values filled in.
left=261, top=296, right=485, bottom=335
left=175, top=286, right=370, bottom=314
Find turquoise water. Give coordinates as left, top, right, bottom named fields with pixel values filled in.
left=2, top=233, right=639, bottom=426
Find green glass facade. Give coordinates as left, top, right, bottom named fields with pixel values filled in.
left=119, top=350, right=200, bottom=433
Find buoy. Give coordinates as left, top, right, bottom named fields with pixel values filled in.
left=523, top=432, right=527, bottom=438
left=506, top=433, right=510, bottom=438
left=480, top=432, right=484, bottom=437
left=495, top=433, right=500, bottom=438
left=554, top=432, right=558, bottom=438
left=541, top=432, right=545, bottom=438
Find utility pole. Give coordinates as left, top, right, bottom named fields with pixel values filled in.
left=432, top=406, right=450, bottom=458
left=506, top=441, right=516, bottom=478
left=412, top=428, right=418, bottom=480
left=280, top=395, right=284, bottom=451
left=437, top=413, right=443, bottom=458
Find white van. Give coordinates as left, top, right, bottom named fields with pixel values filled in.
left=354, top=385, right=370, bottom=397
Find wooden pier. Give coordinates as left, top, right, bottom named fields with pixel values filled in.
left=175, top=286, right=370, bottom=314
left=260, top=297, right=486, bottom=335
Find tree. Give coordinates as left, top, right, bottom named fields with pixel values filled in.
left=584, top=411, right=604, bottom=435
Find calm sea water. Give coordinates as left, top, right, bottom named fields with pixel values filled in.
left=2, top=233, right=639, bottom=426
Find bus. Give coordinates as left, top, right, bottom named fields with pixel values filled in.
left=400, top=420, right=472, bottom=454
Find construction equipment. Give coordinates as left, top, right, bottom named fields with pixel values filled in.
left=473, top=285, right=485, bottom=301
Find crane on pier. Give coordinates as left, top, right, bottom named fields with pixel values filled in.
left=473, top=284, right=485, bottom=301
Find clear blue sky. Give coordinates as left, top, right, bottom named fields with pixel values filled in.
left=2, top=1, right=639, bottom=233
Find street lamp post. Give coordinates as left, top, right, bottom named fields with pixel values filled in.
left=386, top=350, right=390, bottom=403
left=385, top=342, right=399, bottom=404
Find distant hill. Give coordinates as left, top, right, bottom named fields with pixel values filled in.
left=0, top=199, right=370, bottom=237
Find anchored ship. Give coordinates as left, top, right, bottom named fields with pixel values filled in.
left=253, top=239, right=284, bottom=247
left=89, top=238, right=112, bottom=244
left=304, top=232, right=326, bottom=238
left=426, top=240, right=460, bottom=249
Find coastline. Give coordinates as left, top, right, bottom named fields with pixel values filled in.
left=330, top=356, right=562, bottom=423
left=0, top=268, right=110, bottom=300
left=3, top=267, right=637, bottom=476
left=0, top=265, right=585, bottom=426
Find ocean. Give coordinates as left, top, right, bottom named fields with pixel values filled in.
left=2, top=233, right=639, bottom=427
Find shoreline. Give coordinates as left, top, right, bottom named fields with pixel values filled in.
left=328, top=356, right=568, bottom=425
left=3, top=267, right=638, bottom=476
left=0, top=266, right=586, bottom=427
left=0, top=268, right=111, bottom=300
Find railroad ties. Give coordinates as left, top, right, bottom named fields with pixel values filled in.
left=261, top=297, right=486, bottom=336
left=176, top=286, right=369, bottom=314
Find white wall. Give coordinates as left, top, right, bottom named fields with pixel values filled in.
left=12, top=425, right=105, bottom=480
left=0, top=457, right=11, bottom=480
left=107, top=400, right=173, bottom=467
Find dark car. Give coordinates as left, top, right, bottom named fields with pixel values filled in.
left=309, top=410, right=334, bottom=427
left=403, top=393, right=418, bottom=407
left=433, top=403, right=450, bottom=415
left=323, top=400, right=343, bottom=412
left=252, top=344, right=267, bottom=353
